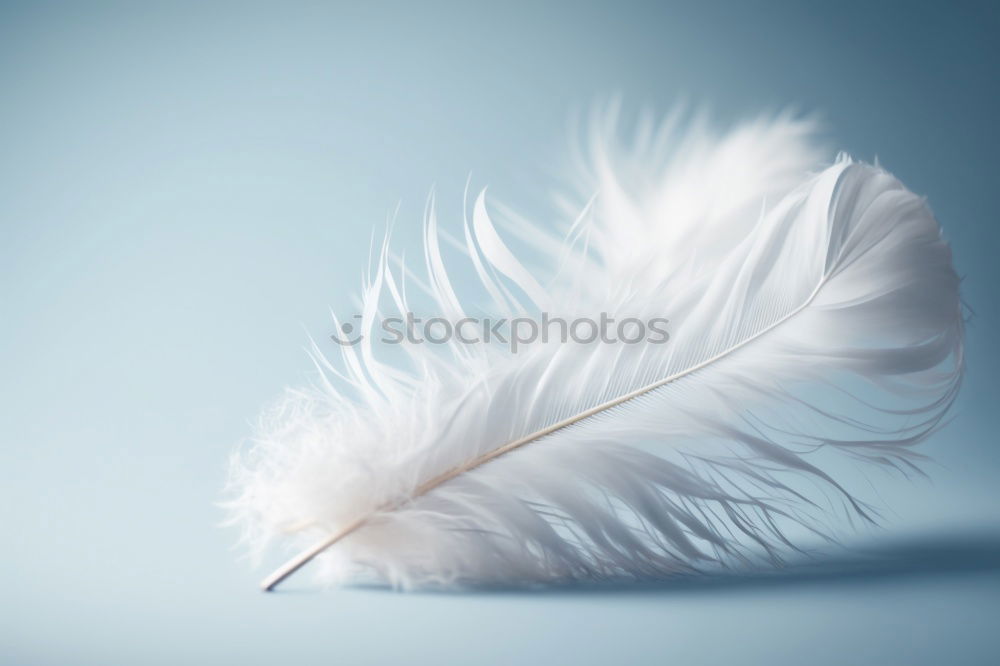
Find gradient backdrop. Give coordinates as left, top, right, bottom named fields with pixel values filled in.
left=2, top=2, right=999, bottom=664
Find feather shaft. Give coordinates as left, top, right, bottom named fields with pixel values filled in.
left=261, top=279, right=826, bottom=590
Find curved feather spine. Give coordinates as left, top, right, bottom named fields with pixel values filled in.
left=260, top=275, right=832, bottom=590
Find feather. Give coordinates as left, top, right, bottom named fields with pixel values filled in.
left=225, top=109, right=963, bottom=591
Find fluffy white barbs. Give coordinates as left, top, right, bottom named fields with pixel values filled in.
left=226, top=110, right=963, bottom=590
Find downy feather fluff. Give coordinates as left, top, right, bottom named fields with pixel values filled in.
left=226, top=109, right=963, bottom=589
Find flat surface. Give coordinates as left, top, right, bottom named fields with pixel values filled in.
left=8, top=529, right=1000, bottom=665
left=3, top=2, right=999, bottom=664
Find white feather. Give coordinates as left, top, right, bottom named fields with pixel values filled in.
left=226, top=109, right=963, bottom=589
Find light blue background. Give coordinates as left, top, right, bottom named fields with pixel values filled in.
left=2, top=2, right=999, bottom=664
